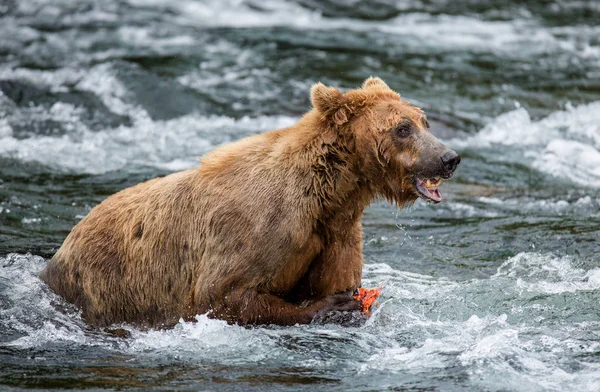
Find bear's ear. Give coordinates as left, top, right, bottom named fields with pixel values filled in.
left=311, top=82, right=349, bottom=125
left=311, top=82, right=342, bottom=113
left=362, top=76, right=391, bottom=91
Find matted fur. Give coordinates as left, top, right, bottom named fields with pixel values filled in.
left=40, top=77, right=448, bottom=327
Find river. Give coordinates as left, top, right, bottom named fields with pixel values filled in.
left=1, top=1, right=600, bottom=390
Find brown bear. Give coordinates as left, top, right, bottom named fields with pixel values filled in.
left=40, top=77, right=460, bottom=328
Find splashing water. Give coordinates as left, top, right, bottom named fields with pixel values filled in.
left=2, top=252, right=600, bottom=391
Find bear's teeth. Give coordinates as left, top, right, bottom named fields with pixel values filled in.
left=425, top=178, right=441, bottom=188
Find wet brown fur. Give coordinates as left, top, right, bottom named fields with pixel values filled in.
left=40, top=77, right=436, bottom=328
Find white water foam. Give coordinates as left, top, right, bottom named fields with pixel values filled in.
left=360, top=253, right=600, bottom=391
left=451, top=101, right=600, bottom=188
left=124, top=0, right=599, bottom=59
left=0, top=253, right=90, bottom=349
left=6, top=0, right=598, bottom=77
left=473, top=195, right=600, bottom=218
left=0, top=111, right=294, bottom=174
left=122, top=314, right=274, bottom=362
left=495, top=252, right=600, bottom=295
left=0, top=65, right=296, bottom=174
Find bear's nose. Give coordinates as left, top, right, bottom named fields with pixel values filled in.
left=441, top=151, right=461, bottom=173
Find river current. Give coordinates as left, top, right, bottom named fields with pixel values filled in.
left=1, top=1, right=600, bottom=390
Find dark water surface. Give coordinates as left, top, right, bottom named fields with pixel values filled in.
left=1, top=0, right=600, bottom=390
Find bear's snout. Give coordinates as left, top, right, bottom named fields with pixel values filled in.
left=440, top=150, right=461, bottom=178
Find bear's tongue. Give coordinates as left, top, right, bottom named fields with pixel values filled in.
left=426, top=187, right=442, bottom=202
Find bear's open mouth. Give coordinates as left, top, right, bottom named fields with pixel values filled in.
left=414, top=177, right=443, bottom=203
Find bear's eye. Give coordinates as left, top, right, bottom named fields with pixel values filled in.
left=394, top=123, right=413, bottom=138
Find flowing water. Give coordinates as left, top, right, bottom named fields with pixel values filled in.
left=1, top=0, right=600, bottom=390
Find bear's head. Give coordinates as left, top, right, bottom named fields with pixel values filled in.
left=311, top=77, right=460, bottom=205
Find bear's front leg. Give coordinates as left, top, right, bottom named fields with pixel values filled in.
left=211, top=289, right=362, bottom=326
left=292, top=221, right=364, bottom=301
